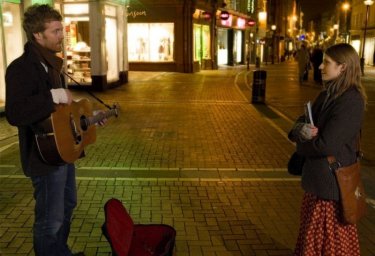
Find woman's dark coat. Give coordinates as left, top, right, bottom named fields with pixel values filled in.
left=289, top=88, right=364, bottom=200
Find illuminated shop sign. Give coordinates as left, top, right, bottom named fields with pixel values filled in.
left=220, top=15, right=232, bottom=26
left=247, top=18, right=256, bottom=27
left=237, top=18, right=246, bottom=29
left=220, top=11, right=230, bottom=20
left=202, top=11, right=211, bottom=20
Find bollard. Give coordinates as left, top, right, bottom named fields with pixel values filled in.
left=251, top=70, right=267, bottom=104
left=255, top=57, right=260, bottom=68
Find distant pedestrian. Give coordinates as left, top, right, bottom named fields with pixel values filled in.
left=310, top=45, right=323, bottom=84
left=289, top=43, right=366, bottom=255
left=295, top=43, right=310, bottom=84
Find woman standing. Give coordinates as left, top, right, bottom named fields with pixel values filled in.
left=289, top=43, right=367, bottom=255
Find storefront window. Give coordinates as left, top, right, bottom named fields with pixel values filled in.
left=2, top=2, right=23, bottom=65
left=0, top=26, right=5, bottom=103
left=194, top=24, right=201, bottom=62
left=193, top=24, right=211, bottom=63
left=217, top=29, right=228, bottom=65
left=105, top=4, right=118, bottom=82
left=1, top=1, right=23, bottom=103
left=128, top=23, right=174, bottom=62
left=234, top=30, right=242, bottom=63
left=63, top=3, right=91, bottom=84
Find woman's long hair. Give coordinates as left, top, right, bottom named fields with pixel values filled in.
left=324, top=43, right=367, bottom=105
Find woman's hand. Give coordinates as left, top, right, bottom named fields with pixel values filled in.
left=300, top=123, right=318, bottom=140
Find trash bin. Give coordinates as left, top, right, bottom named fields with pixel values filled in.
left=252, top=70, right=267, bottom=104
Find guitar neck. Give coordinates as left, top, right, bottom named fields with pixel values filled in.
left=82, top=108, right=118, bottom=128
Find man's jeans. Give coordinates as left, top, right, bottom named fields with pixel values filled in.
left=31, top=164, right=77, bottom=256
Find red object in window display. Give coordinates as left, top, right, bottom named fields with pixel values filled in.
left=220, top=11, right=230, bottom=20
left=202, top=11, right=211, bottom=20
left=247, top=19, right=256, bottom=27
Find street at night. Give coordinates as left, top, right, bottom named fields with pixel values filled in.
left=1, top=0, right=375, bottom=255
left=1, top=61, right=374, bottom=255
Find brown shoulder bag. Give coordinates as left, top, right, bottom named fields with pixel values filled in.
left=328, top=151, right=367, bottom=225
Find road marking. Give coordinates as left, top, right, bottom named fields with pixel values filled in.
left=1, top=175, right=374, bottom=209
left=0, top=141, right=18, bottom=152
left=0, top=174, right=299, bottom=182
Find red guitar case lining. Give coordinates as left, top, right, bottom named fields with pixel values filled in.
left=102, top=198, right=176, bottom=256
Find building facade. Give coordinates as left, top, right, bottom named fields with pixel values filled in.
left=350, top=0, right=375, bottom=66
left=127, top=0, right=254, bottom=73
left=0, top=0, right=128, bottom=109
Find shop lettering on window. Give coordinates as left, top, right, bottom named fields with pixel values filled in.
left=128, top=11, right=147, bottom=19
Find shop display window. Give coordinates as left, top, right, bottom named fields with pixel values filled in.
left=193, top=24, right=211, bottom=63
left=64, top=18, right=91, bottom=84
left=105, top=4, right=118, bottom=82
left=235, top=30, right=242, bottom=63
left=0, top=26, right=5, bottom=103
left=2, top=2, right=23, bottom=65
left=194, top=25, right=201, bottom=62
left=217, top=29, right=228, bottom=65
left=63, top=3, right=91, bottom=85
left=1, top=1, right=22, bottom=103
left=128, top=23, right=174, bottom=62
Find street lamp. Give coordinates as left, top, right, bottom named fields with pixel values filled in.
left=360, top=0, right=374, bottom=75
left=271, top=25, right=276, bottom=64
left=342, top=2, right=350, bottom=43
left=258, top=11, right=267, bottom=66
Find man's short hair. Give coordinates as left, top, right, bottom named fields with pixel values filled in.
left=23, top=4, right=62, bottom=42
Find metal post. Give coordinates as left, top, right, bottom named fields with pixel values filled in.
left=271, top=25, right=276, bottom=64
left=361, top=4, right=370, bottom=75
left=271, top=31, right=275, bottom=64
left=345, top=10, right=348, bottom=43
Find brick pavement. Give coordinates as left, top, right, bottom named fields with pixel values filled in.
left=1, top=63, right=375, bottom=255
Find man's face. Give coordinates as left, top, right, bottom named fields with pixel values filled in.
left=33, top=20, right=64, bottom=52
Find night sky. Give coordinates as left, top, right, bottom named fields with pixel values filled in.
left=300, top=0, right=337, bottom=23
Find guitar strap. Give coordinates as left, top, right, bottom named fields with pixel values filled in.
left=63, top=71, right=113, bottom=110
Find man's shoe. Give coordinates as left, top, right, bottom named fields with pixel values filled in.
left=72, top=253, right=85, bottom=256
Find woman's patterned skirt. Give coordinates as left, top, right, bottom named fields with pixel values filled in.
left=294, top=192, right=360, bottom=256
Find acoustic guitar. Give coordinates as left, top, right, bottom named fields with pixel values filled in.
left=35, top=98, right=118, bottom=164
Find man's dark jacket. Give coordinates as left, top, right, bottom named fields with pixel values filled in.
left=5, top=42, right=62, bottom=176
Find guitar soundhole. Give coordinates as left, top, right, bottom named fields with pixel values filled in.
left=80, top=115, right=88, bottom=131
left=69, top=114, right=82, bottom=144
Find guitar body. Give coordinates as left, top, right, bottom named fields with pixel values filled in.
left=36, top=99, right=96, bottom=164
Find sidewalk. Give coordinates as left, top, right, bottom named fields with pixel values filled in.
left=0, top=63, right=374, bottom=256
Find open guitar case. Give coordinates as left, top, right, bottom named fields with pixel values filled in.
left=102, top=198, right=176, bottom=256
